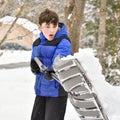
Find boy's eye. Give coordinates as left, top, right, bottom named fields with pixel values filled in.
left=53, top=25, right=57, bottom=28
left=46, top=25, right=50, bottom=28
left=45, top=24, right=57, bottom=28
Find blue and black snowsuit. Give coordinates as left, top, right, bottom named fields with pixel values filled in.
left=31, top=23, right=72, bottom=120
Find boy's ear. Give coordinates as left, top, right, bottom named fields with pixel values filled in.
left=38, top=24, right=41, bottom=30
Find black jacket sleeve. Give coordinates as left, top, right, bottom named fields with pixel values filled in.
left=30, top=59, right=40, bottom=74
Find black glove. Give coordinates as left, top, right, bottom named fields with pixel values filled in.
left=30, top=59, right=40, bottom=74
left=44, top=68, right=55, bottom=80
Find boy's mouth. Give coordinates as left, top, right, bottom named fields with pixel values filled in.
left=49, top=34, right=54, bottom=37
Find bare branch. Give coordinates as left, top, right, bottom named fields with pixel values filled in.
left=0, top=0, right=8, bottom=18
left=0, top=3, right=24, bottom=46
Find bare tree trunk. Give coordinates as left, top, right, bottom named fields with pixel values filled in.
left=65, top=0, right=86, bottom=53
left=0, top=3, right=24, bottom=46
left=97, top=0, right=107, bottom=73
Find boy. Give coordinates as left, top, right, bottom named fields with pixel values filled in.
left=30, top=9, right=72, bottom=120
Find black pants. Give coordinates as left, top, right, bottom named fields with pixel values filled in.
left=31, top=95, right=68, bottom=120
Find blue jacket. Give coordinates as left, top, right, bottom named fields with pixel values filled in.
left=31, top=23, right=72, bottom=97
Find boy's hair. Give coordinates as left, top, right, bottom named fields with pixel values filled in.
left=39, top=9, right=59, bottom=25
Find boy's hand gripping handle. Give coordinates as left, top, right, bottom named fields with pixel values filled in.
left=34, top=57, right=47, bottom=72
left=33, top=57, right=58, bottom=80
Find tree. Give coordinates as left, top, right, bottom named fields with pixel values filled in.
left=65, top=0, right=86, bottom=53
left=104, top=0, right=120, bottom=85
left=73, top=0, right=120, bottom=85
left=97, top=0, right=107, bottom=73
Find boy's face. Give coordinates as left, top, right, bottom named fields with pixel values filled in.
left=38, top=22, right=59, bottom=41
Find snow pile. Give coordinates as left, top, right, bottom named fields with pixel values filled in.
left=75, top=48, right=120, bottom=120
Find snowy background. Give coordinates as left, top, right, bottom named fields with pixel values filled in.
left=0, top=48, right=120, bottom=120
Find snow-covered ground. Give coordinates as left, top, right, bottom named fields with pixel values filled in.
left=0, top=50, right=79, bottom=120
left=0, top=48, right=120, bottom=120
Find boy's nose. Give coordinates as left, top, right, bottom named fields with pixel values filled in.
left=50, top=28, right=54, bottom=33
